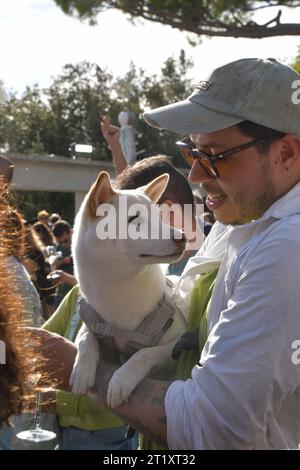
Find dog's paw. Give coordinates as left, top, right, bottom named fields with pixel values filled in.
left=107, top=369, right=137, bottom=408
left=69, top=360, right=97, bottom=396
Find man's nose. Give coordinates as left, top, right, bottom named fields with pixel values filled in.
left=188, top=160, right=213, bottom=184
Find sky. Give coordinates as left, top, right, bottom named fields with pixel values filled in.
left=1, top=0, right=299, bottom=96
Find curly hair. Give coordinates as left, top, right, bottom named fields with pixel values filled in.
left=2, top=208, right=26, bottom=259
left=0, top=187, right=33, bottom=426
left=32, top=221, right=54, bottom=247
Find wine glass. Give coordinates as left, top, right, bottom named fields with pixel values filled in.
left=44, top=245, right=62, bottom=281
left=16, top=392, right=57, bottom=444
left=16, top=372, right=57, bottom=444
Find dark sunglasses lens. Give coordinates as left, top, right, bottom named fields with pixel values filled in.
left=177, top=143, right=218, bottom=177
left=197, top=157, right=218, bottom=178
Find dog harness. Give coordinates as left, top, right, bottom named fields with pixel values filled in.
left=78, top=280, right=175, bottom=358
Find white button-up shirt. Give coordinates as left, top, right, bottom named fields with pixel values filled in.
left=165, top=182, right=300, bottom=449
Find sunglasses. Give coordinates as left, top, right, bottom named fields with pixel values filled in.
left=175, top=133, right=283, bottom=179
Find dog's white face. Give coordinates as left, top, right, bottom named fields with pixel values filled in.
left=73, top=171, right=186, bottom=279
left=70, top=171, right=188, bottom=404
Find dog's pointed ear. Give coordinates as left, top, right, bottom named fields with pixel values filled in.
left=88, top=171, right=117, bottom=218
left=140, top=173, right=169, bottom=203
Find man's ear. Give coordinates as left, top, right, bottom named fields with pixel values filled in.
left=88, top=171, right=118, bottom=218
left=138, top=173, right=169, bottom=203
left=277, top=135, right=300, bottom=169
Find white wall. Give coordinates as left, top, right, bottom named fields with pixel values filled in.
left=9, top=153, right=114, bottom=212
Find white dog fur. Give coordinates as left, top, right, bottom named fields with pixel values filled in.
left=70, top=171, right=187, bottom=407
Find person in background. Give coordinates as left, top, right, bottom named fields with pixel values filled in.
left=2, top=209, right=42, bottom=327
left=0, top=185, right=37, bottom=430
left=49, top=212, right=61, bottom=229
left=37, top=210, right=50, bottom=226
left=52, top=220, right=72, bottom=254
left=52, top=220, right=74, bottom=305
left=32, top=221, right=55, bottom=248
left=0, top=206, right=46, bottom=450
left=49, top=269, right=77, bottom=290
left=23, top=224, right=56, bottom=320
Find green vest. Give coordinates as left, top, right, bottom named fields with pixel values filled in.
left=140, top=269, right=218, bottom=450
left=42, top=286, right=125, bottom=430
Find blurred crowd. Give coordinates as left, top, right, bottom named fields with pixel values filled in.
left=6, top=205, right=76, bottom=325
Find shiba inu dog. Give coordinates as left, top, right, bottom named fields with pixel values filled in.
left=70, top=171, right=187, bottom=407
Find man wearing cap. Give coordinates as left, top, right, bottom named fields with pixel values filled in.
left=44, top=58, right=300, bottom=449
left=90, top=58, right=300, bottom=449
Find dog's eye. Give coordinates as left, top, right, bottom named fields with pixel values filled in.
left=128, top=213, right=139, bottom=224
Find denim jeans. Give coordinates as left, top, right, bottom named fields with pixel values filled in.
left=58, top=425, right=138, bottom=450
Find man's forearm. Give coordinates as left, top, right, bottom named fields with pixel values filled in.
left=89, top=361, right=171, bottom=446
left=34, top=329, right=170, bottom=445
left=110, top=143, right=128, bottom=176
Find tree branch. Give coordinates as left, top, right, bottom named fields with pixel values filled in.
left=54, top=0, right=300, bottom=39
left=245, top=1, right=300, bottom=11
left=263, top=9, right=282, bottom=26
left=135, top=10, right=300, bottom=38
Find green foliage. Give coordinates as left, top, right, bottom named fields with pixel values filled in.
left=0, top=51, right=193, bottom=219
left=54, top=0, right=252, bottom=21
left=11, top=191, right=75, bottom=226
left=46, top=62, right=115, bottom=159
left=0, top=80, right=6, bottom=104
left=0, top=51, right=193, bottom=160
left=0, top=86, right=49, bottom=154
left=53, top=0, right=300, bottom=39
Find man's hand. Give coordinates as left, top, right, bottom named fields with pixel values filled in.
left=89, top=360, right=169, bottom=446
left=49, top=270, right=77, bottom=287
left=171, top=327, right=200, bottom=360
left=100, top=115, right=128, bottom=175
left=101, top=115, right=121, bottom=150
left=55, top=256, right=72, bottom=268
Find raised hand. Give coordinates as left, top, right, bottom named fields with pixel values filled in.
left=100, top=115, right=128, bottom=175
left=101, top=115, right=120, bottom=150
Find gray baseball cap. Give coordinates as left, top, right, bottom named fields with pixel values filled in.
left=143, top=58, right=300, bottom=136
